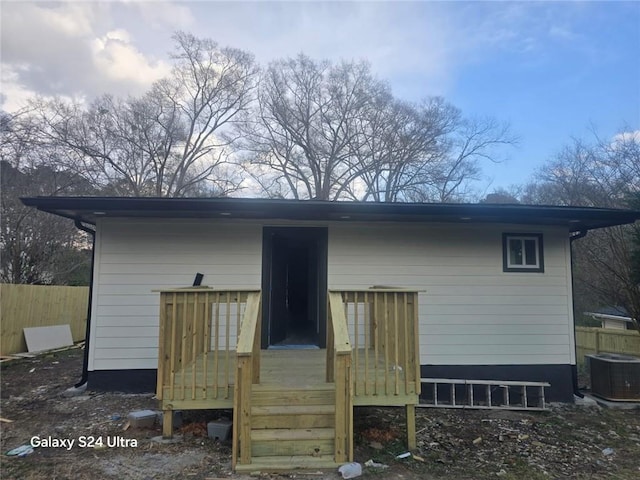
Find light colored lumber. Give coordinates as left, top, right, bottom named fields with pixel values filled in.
left=236, top=292, right=261, bottom=354
left=234, top=456, right=340, bottom=472
left=251, top=438, right=334, bottom=458
left=332, top=288, right=424, bottom=293
left=236, top=356, right=253, bottom=464
left=252, top=413, right=334, bottom=430
left=1, top=284, right=88, bottom=355
left=162, top=408, right=173, bottom=438
left=327, top=292, right=351, bottom=354
left=406, top=403, right=416, bottom=450
left=252, top=405, right=334, bottom=416
left=251, top=428, right=334, bottom=442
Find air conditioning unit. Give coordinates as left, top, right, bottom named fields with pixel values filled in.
left=587, top=353, right=640, bottom=401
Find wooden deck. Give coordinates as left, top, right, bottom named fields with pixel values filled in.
left=157, top=287, right=421, bottom=471
left=163, top=348, right=417, bottom=409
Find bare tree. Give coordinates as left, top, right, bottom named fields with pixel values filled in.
left=240, top=55, right=387, bottom=200
left=28, top=32, right=257, bottom=197
left=348, top=97, right=452, bottom=202
left=404, top=115, right=516, bottom=203
left=240, top=55, right=514, bottom=202
left=523, top=129, right=640, bottom=332
left=1, top=111, right=95, bottom=284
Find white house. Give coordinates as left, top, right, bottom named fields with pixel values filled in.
left=22, top=197, right=639, bottom=407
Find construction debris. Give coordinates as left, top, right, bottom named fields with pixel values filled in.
left=5, top=444, right=34, bottom=457
left=364, top=459, right=388, bottom=469
left=126, top=410, right=157, bottom=428
left=338, top=462, right=362, bottom=479
left=4, top=347, right=640, bottom=479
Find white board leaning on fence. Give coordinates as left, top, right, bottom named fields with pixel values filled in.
left=23, top=325, right=73, bottom=353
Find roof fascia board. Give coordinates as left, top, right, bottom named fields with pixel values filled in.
left=19, top=196, right=640, bottom=232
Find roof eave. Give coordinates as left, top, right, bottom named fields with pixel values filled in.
left=19, top=196, right=640, bottom=232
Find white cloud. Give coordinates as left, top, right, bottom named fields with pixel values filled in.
left=1, top=0, right=629, bottom=116
left=37, top=2, right=96, bottom=37
left=613, top=130, right=640, bottom=144
left=127, top=1, right=194, bottom=30
left=0, top=64, right=38, bottom=112
left=91, top=30, right=170, bottom=86
left=186, top=2, right=456, bottom=97
left=0, top=2, right=172, bottom=112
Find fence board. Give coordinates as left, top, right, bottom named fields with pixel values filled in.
left=576, top=326, right=640, bottom=368
left=0, top=284, right=88, bottom=355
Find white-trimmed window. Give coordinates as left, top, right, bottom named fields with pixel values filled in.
left=502, top=233, right=544, bottom=273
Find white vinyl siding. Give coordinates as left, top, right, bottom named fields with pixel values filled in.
left=88, top=219, right=262, bottom=371
left=327, top=223, right=574, bottom=366
left=89, top=218, right=575, bottom=371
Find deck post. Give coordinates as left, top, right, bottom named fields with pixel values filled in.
left=334, top=352, right=352, bottom=463
left=162, top=406, right=174, bottom=439
left=236, top=356, right=253, bottom=464
left=406, top=403, right=416, bottom=450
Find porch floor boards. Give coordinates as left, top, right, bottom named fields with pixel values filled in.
left=165, top=348, right=414, bottom=407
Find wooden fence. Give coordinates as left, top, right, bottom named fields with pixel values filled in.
left=576, top=326, right=640, bottom=368
left=0, top=284, right=89, bottom=355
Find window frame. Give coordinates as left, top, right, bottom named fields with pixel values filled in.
left=502, top=233, right=544, bottom=273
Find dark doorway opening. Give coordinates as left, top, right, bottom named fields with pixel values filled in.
left=262, top=227, right=327, bottom=349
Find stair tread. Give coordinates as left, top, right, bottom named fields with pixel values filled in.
left=235, top=455, right=340, bottom=472
left=253, top=384, right=334, bottom=392
left=252, top=405, right=335, bottom=415
left=251, top=427, right=335, bottom=441
left=251, top=386, right=336, bottom=407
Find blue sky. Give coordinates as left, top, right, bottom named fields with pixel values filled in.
left=2, top=1, right=639, bottom=193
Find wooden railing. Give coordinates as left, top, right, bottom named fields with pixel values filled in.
left=331, top=289, right=421, bottom=400
left=232, top=291, right=262, bottom=467
left=327, top=291, right=353, bottom=463
left=156, top=288, right=260, bottom=402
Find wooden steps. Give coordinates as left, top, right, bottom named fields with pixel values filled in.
left=252, top=405, right=335, bottom=429
left=245, top=384, right=337, bottom=469
left=235, top=455, right=340, bottom=473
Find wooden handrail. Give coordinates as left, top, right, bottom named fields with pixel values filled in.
left=236, top=292, right=262, bottom=355
left=328, top=292, right=351, bottom=354
left=154, top=287, right=261, bottom=293
left=327, top=291, right=353, bottom=463
left=329, top=288, right=425, bottom=293
left=232, top=291, right=262, bottom=468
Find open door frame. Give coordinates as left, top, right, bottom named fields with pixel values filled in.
left=261, top=227, right=328, bottom=349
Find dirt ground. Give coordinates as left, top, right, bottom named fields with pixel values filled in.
left=1, top=348, right=639, bottom=480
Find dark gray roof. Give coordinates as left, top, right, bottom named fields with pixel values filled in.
left=585, top=308, right=634, bottom=323
left=592, top=306, right=630, bottom=317
left=20, top=196, right=640, bottom=232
